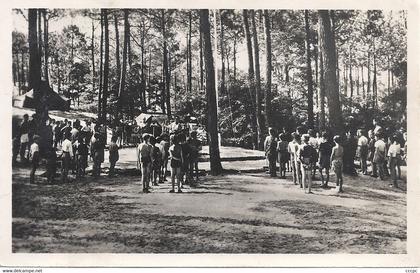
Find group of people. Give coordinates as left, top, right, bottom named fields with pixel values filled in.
left=136, top=130, right=202, bottom=193
left=13, top=114, right=117, bottom=184
left=264, top=120, right=407, bottom=193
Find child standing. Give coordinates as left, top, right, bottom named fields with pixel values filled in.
left=169, top=134, right=183, bottom=193
left=137, top=134, right=152, bottom=193
left=29, top=135, right=40, bottom=184
left=108, top=136, right=119, bottom=177
left=387, top=135, right=401, bottom=188
left=299, top=134, right=317, bottom=194
left=150, top=136, right=162, bottom=186
left=77, top=137, right=89, bottom=178
left=45, top=146, right=57, bottom=184
left=330, top=135, right=344, bottom=193
left=318, top=131, right=332, bottom=188
left=288, top=133, right=301, bottom=186
left=277, top=133, right=289, bottom=178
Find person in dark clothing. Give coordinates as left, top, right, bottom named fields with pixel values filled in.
left=108, top=136, right=119, bottom=177
left=343, top=131, right=358, bottom=175
left=318, top=131, right=333, bottom=188
left=368, top=130, right=377, bottom=177
left=179, top=133, right=192, bottom=185
left=77, top=137, right=89, bottom=178
left=45, top=146, right=57, bottom=184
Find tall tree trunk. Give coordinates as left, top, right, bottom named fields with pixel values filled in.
left=233, top=35, right=237, bottom=82
left=118, top=9, right=129, bottom=112
left=162, top=10, right=171, bottom=117
left=141, top=22, right=146, bottom=110
left=38, top=9, right=43, bottom=80
left=250, top=9, right=264, bottom=149
left=304, top=10, right=314, bottom=129
left=199, top=30, right=204, bottom=90
left=344, top=64, right=347, bottom=96
left=349, top=49, right=353, bottom=97
left=13, top=57, right=17, bottom=86
left=21, top=52, right=26, bottom=90
left=188, top=10, right=193, bottom=94
left=43, top=9, right=49, bottom=84
left=219, top=10, right=226, bottom=95
left=387, top=55, right=391, bottom=95
left=331, top=11, right=339, bottom=91
left=373, top=50, right=377, bottom=108
left=356, top=66, right=360, bottom=96
left=318, top=42, right=326, bottom=131
left=114, top=11, right=121, bottom=92
left=367, top=51, right=371, bottom=96
left=263, top=10, right=273, bottom=128
left=318, top=10, right=344, bottom=135
left=98, top=11, right=104, bottom=118
left=199, top=9, right=223, bottom=175
left=361, top=65, right=365, bottom=98
left=91, top=19, right=96, bottom=92
left=148, top=46, right=151, bottom=107
left=28, top=9, right=41, bottom=92
left=101, top=8, right=110, bottom=128
left=242, top=9, right=259, bottom=149
left=314, top=43, right=319, bottom=110
left=186, top=34, right=189, bottom=93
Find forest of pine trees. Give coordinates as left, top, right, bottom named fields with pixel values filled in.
left=13, top=9, right=407, bottom=158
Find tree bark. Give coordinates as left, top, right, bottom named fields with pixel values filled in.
left=361, top=65, right=365, bottom=98
left=101, top=8, right=110, bottom=128
left=28, top=9, right=41, bottom=92
left=199, top=9, right=223, bottom=175
left=356, top=66, right=360, bottom=96
left=91, top=19, right=96, bottom=92
left=43, top=9, right=49, bottom=84
left=233, top=35, right=237, bottom=82
left=263, top=10, right=272, bottom=129
left=318, top=24, right=325, bottom=131
left=161, top=10, right=171, bottom=117
left=188, top=10, right=193, bottom=94
left=38, top=9, right=43, bottom=80
left=250, top=9, right=264, bottom=149
left=114, top=11, right=121, bottom=91
left=349, top=48, right=353, bottom=97
left=219, top=10, right=226, bottom=95
left=98, top=11, right=104, bottom=118
left=199, top=30, right=204, bottom=90
left=318, top=10, right=344, bottom=135
left=367, top=51, right=371, bottom=96
left=242, top=9, right=259, bottom=149
left=118, top=9, right=129, bottom=112
left=304, top=10, right=314, bottom=129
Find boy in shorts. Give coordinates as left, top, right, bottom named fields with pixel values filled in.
left=169, top=134, right=183, bottom=193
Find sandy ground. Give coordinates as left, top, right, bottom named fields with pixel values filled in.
left=12, top=146, right=406, bottom=253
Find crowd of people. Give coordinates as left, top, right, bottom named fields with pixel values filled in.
left=13, top=113, right=203, bottom=193
left=264, top=119, right=407, bottom=193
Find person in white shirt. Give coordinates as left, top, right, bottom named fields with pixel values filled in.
left=357, top=129, right=369, bottom=175
left=288, top=132, right=302, bottom=186
left=137, top=134, right=152, bottom=193
left=373, top=133, right=386, bottom=180
left=29, top=135, right=40, bottom=184
left=61, top=132, right=74, bottom=183
left=387, top=135, right=401, bottom=187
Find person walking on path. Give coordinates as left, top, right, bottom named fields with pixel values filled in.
left=387, top=135, right=401, bottom=188
left=277, top=133, right=289, bottom=178
left=169, top=134, right=184, bottom=193
left=108, top=136, right=119, bottom=177
left=137, top=134, right=152, bottom=193
left=357, top=129, right=369, bottom=175
left=60, top=132, right=73, bottom=183
left=299, top=134, right=318, bottom=194
left=288, top=132, right=302, bottom=186
left=264, top=128, right=278, bottom=177
left=318, top=131, right=333, bottom=188
left=19, top=114, right=30, bottom=163
left=331, top=135, right=344, bottom=193
left=29, top=135, right=40, bottom=184
left=373, top=132, right=387, bottom=181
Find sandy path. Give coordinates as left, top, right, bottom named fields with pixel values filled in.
left=12, top=159, right=406, bottom=253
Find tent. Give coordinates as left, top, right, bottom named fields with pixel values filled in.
left=13, top=81, right=71, bottom=111
left=135, top=113, right=169, bottom=127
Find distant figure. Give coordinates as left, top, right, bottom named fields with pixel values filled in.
left=169, top=134, right=183, bottom=193
left=76, top=137, right=89, bottom=178
left=179, top=133, right=192, bottom=184
left=150, top=136, right=162, bottom=186
left=387, top=135, right=401, bottom=188
left=61, top=132, right=73, bottom=183
left=368, top=130, right=377, bottom=177
left=29, top=135, right=40, bottom=184
left=19, top=114, right=30, bottom=163
left=138, top=134, right=152, bottom=193
left=343, top=131, right=357, bottom=175
left=264, top=128, right=278, bottom=177
left=91, top=132, right=105, bottom=178
left=331, top=135, right=344, bottom=193
left=308, top=129, right=319, bottom=179
left=373, top=132, right=387, bottom=180
left=288, top=132, right=302, bottom=186
left=357, top=129, right=369, bottom=175
left=108, top=136, right=119, bottom=177
left=159, top=134, right=170, bottom=183
left=188, top=131, right=202, bottom=184
left=45, top=146, right=57, bottom=184
left=277, top=133, right=289, bottom=179
left=318, top=131, right=332, bottom=188
left=299, top=134, right=317, bottom=194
